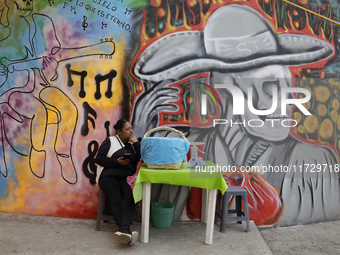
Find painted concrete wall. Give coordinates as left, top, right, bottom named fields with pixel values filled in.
left=0, top=0, right=340, bottom=227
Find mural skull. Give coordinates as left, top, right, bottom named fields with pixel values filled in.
left=6, top=0, right=33, bottom=13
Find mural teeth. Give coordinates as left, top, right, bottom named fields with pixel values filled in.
left=139, top=55, right=145, bottom=62
left=294, top=37, right=297, bottom=42
left=145, top=51, right=153, bottom=58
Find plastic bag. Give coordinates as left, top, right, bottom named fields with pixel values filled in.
left=141, top=137, right=189, bottom=165
left=189, top=157, right=206, bottom=169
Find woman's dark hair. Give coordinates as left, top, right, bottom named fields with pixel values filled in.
left=114, top=119, right=129, bottom=131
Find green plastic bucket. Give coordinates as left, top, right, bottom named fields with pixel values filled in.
left=151, top=202, right=175, bottom=229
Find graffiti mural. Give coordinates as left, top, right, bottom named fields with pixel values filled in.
left=1, top=0, right=340, bottom=227
left=129, top=1, right=340, bottom=226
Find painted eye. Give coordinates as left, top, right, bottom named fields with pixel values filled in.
left=234, top=175, right=243, bottom=184
left=230, top=172, right=244, bottom=186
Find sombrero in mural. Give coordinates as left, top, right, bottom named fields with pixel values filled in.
left=134, top=4, right=334, bottom=82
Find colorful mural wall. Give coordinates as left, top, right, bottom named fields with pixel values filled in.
left=1, top=0, right=340, bottom=227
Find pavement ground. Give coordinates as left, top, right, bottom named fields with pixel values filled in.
left=2, top=211, right=339, bottom=255
left=0, top=212, right=270, bottom=255
left=259, top=220, right=340, bottom=255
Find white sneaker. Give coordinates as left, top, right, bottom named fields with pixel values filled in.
left=129, top=231, right=138, bottom=246
left=115, top=230, right=132, bottom=243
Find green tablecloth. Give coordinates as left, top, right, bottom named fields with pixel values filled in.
left=133, top=161, right=228, bottom=203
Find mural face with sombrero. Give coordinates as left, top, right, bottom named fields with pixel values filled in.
left=133, top=4, right=334, bottom=141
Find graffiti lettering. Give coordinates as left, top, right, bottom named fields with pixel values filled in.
left=75, top=0, right=84, bottom=7
left=144, top=0, right=212, bottom=38
left=71, top=6, right=77, bottom=14
left=92, top=0, right=117, bottom=12
left=81, top=102, right=97, bottom=136
left=97, top=10, right=105, bottom=17
left=124, top=8, right=132, bottom=15
left=105, top=14, right=130, bottom=30
left=63, top=2, right=77, bottom=14
left=211, top=32, right=276, bottom=59
left=66, top=64, right=88, bottom=98
left=94, top=70, right=117, bottom=99
left=85, top=5, right=96, bottom=13
left=65, top=0, right=131, bottom=31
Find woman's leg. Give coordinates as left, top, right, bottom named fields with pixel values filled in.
left=118, top=177, right=138, bottom=245
left=99, top=176, right=123, bottom=228
left=119, top=177, right=136, bottom=229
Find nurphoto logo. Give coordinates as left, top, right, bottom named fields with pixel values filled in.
left=200, top=83, right=311, bottom=128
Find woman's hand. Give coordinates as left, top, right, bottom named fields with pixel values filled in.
left=129, top=135, right=138, bottom=143
left=117, top=157, right=130, bottom=165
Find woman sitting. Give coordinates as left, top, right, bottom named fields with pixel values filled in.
left=95, top=119, right=141, bottom=245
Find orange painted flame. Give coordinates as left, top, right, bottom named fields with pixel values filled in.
left=186, top=168, right=283, bottom=225
left=223, top=169, right=283, bottom=226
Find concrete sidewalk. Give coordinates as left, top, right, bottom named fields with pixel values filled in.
left=0, top=212, right=271, bottom=255
left=259, top=220, right=340, bottom=255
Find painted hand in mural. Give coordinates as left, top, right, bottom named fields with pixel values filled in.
left=0, top=64, right=7, bottom=87
left=131, top=79, right=180, bottom=138
left=0, top=0, right=114, bottom=184
left=41, top=56, right=58, bottom=83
